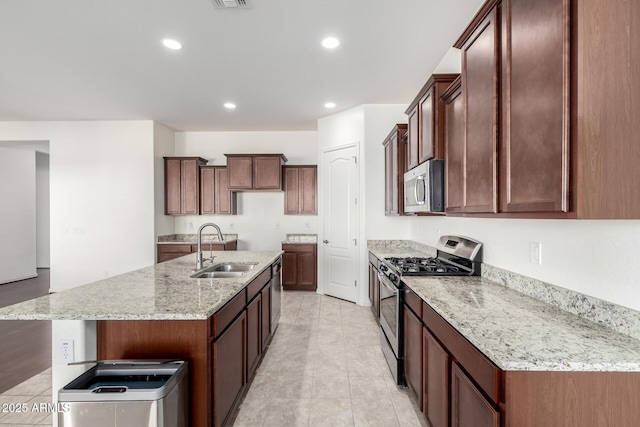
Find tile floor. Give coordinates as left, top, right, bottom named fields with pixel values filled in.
left=0, top=368, right=53, bottom=426
left=231, top=291, right=426, bottom=427
left=0, top=291, right=426, bottom=427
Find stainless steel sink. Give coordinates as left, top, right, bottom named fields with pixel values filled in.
left=190, top=262, right=258, bottom=279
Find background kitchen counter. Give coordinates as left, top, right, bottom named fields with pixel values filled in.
left=0, top=251, right=282, bottom=321
left=368, top=243, right=640, bottom=372
left=157, top=233, right=238, bottom=244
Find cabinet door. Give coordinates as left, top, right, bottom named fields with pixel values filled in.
left=500, top=0, right=569, bottom=213
left=299, top=167, right=317, bottom=214
left=404, top=306, right=423, bottom=405
left=419, top=88, right=435, bottom=162
left=451, top=362, right=499, bottom=427
left=227, top=156, right=253, bottom=190
left=260, top=285, right=271, bottom=351
left=369, top=263, right=380, bottom=320
left=165, top=158, right=182, bottom=215
left=214, top=166, right=235, bottom=215
left=284, top=167, right=300, bottom=214
left=281, top=252, right=298, bottom=289
left=247, top=294, right=262, bottom=378
left=444, top=82, right=465, bottom=212
left=423, top=328, right=450, bottom=427
left=407, top=105, right=419, bottom=171
left=297, top=251, right=317, bottom=291
left=384, top=134, right=399, bottom=215
left=181, top=159, right=200, bottom=215
left=461, top=6, right=499, bottom=213
left=253, top=156, right=282, bottom=190
left=200, top=166, right=215, bottom=215
left=212, top=311, right=246, bottom=427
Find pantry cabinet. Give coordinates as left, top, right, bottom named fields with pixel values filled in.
left=164, top=157, right=208, bottom=215
left=200, top=166, right=237, bottom=215
left=405, top=74, right=458, bottom=172
left=383, top=124, right=407, bottom=215
left=225, top=154, right=288, bottom=191
left=283, top=166, right=317, bottom=215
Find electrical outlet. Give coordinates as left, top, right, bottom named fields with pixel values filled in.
left=58, top=339, right=74, bottom=364
left=275, top=223, right=280, bottom=229
left=229, top=223, right=235, bottom=229
left=529, top=242, right=542, bottom=265
left=304, top=222, right=310, bottom=229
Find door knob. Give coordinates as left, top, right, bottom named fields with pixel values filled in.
left=323, top=240, right=329, bottom=244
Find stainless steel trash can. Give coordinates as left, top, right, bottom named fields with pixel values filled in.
left=58, top=360, right=188, bottom=427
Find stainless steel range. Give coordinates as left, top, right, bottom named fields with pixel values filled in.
left=378, top=235, right=482, bottom=385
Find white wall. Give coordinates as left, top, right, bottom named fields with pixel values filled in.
left=153, top=122, right=176, bottom=250
left=0, top=121, right=157, bottom=292
left=36, top=151, right=50, bottom=268
left=410, top=217, right=640, bottom=312
left=0, top=147, right=37, bottom=283
left=174, top=131, right=318, bottom=251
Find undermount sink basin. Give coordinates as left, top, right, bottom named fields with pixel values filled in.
left=190, top=262, right=259, bottom=279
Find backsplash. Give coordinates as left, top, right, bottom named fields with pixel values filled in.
left=483, top=264, right=640, bottom=341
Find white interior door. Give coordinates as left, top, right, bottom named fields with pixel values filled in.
left=321, top=144, right=359, bottom=303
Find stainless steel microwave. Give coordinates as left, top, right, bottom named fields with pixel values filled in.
left=404, top=159, right=444, bottom=213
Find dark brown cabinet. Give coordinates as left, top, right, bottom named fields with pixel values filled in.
left=283, top=166, right=317, bottom=215
left=225, top=154, right=288, bottom=191
left=282, top=243, right=317, bottom=291
left=200, top=166, right=237, bottom=215
left=455, top=3, right=500, bottom=214
left=443, top=78, right=465, bottom=212
left=423, top=327, right=450, bottom=427
left=499, top=0, right=569, bottom=213
left=368, top=258, right=379, bottom=321
left=164, top=157, right=208, bottom=215
left=246, top=293, right=261, bottom=378
left=212, top=310, right=247, bottom=427
left=383, top=124, right=407, bottom=216
left=260, top=285, right=271, bottom=351
left=405, top=74, right=459, bottom=173
left=404, top=298, right=423, bottom=405
left=156, top=241, right=237, bottom=263
left=451, top=362, right=500, bottom=427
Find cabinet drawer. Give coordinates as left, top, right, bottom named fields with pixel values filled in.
left=212, top=289, right=247, bottom=339
left=282, top=243, right=316, bottom=253
left=422, top=301, right=501, bottom=404
left=247, top=268, right=271, bottom=302
left=158, top=244, right=193, bottom=254
left=404, top=287, right=422, bottom=318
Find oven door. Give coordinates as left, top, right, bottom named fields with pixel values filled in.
left=378, top=271, right=401, bottom=356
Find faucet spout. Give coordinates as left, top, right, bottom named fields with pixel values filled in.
left=196, top=223, right=225, bottom=270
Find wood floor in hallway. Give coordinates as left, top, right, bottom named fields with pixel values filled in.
left=0, top=269, right=51, bottom=394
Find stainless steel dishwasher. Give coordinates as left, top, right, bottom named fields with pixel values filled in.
left=58, top=360, right=188, bottom=427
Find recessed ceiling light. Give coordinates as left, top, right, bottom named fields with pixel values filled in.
left=324, top=102, right=336, bottom=109
left=162, top=39, right=182, bottom=50
left=224, top=103, right=236, bottom=109
left=321, top=37, right=340, bottom=49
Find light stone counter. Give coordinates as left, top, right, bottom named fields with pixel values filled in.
left=368, top=244, right=640, bottom=372
left=0, top=251, right=282, bottom=321
left=282, top=234, right=317, bottom=244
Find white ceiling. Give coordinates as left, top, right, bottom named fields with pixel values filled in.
left=0, top=0, right=484, bottom=131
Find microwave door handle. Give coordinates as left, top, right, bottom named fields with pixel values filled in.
left=414, top=179, right=419, bottom=205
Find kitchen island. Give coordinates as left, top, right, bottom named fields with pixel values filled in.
left=0, top=250, right=283, bottom=427
left=369, top=243, right=640, bottom=427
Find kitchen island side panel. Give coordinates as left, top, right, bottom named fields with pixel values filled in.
left=97, top=319, right=211, bottom=427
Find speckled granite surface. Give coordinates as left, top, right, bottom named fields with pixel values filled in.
left=368, top=242, right=640, bottom=372
left=0, top=251, right=281, bottom=321
left=283, top=234, right=317, bottom=244
left=157, top=233, right=238, bottom=244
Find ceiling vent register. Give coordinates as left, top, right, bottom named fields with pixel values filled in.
left=212, top=0, right=251, bottom=8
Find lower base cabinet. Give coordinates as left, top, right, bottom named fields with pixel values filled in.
left=423, top=328, right=450, bottom=427
left=368, top=257, right=380, bottom=321
left=282, top=243, right=317, bottom=291
left=212, top=311, right=247, bottom=427
left=157, top=241, right=238, bottom=263
left=451, top=362, right=499, bottom=427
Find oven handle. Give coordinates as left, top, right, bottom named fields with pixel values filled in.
left=378, top=272, right=399, bottom=294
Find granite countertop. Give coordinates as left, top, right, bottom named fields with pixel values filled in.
left=283, top=234, right=317, bottom=244
left=0, top=251, right=282, bottom=321
left=157, top=234, right=238, bottom=244
left=368, top=244, right=640, bottom=372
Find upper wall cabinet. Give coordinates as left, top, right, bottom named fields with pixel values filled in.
left=200, top=166, right=237, bottom=215
left=164, top=157, right=207, bottom=215
left=383, top=124, right=407, bottom=216
left=447, top=0, right=640, bottom=219
left=283, top=165, right=317, bottom=215
left=405, top=74, right=459, bottom=171
left=225, top=154, right=288, bottom=191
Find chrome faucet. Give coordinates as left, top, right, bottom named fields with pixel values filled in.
left=196, top=223, right=225, bottom=270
